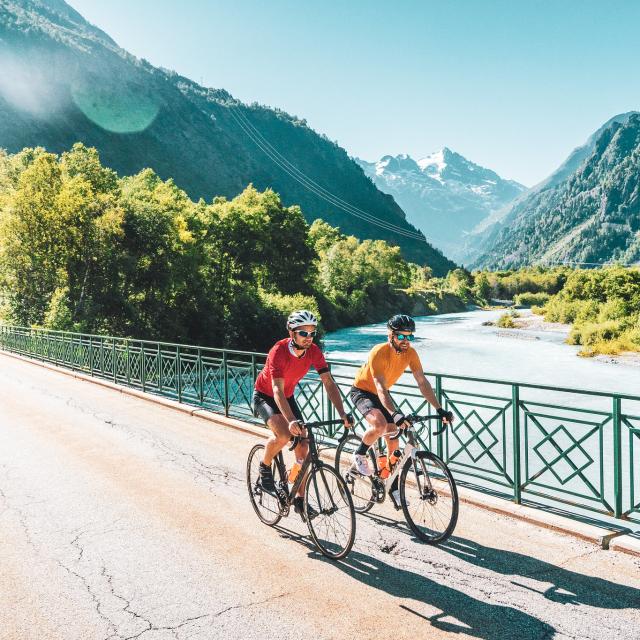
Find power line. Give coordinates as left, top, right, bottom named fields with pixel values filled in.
left=232, top=105, right=426, bottom=239
left=228, top=105, right=424, bottom=240
left=227, top=103, right=429, bottom=242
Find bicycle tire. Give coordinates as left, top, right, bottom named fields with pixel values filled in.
left=305, top=463, right=356, bottom=559
left=334, top=434, right=376, bottom=514
left=246, top=444, right=282, bottom=526
left=399, top=451, right=458, bottom=544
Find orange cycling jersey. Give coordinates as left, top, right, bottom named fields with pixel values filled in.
left=353, top=342, right=422, bottom=394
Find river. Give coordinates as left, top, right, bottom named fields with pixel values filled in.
left=325, top=308, right=640, bottom=396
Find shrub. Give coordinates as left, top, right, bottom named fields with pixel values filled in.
left=544, top=298, right=595, bottom=324
left=597, top=297, right=631, bottom=322
left=497, top=312, right=517, bottom=328
left=514, top=292, right=550, bottom=307
left=574, top=320, right=625, bottom=346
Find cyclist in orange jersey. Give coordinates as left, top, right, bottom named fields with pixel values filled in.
left=349, top=314, right=453, bottom=507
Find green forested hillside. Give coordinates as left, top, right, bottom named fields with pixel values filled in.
left=476, top=114, right=640, bottom=268
left=0, top=144, right=466, bottom=350
left=0, top=0, right=454, bottom=273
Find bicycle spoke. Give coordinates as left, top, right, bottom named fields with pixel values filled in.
left=305, top=466, right=355, bottom=559
left=334, top=434, right=375, bottom=513
left=246, top=444, right=282, bottom=527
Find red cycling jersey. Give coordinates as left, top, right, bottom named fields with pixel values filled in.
left=254, top=338, right=328, bottom=397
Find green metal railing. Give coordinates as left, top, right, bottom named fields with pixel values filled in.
left=2, top=324, right=639, bottom=527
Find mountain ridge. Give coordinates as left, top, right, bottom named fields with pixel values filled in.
left=473, top=113, right=640, bottom=268
left=0, top=0, right=456, bottom=273
left=357, top=148, right=526, bottom=263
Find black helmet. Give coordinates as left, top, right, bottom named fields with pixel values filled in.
left=387, top=314, right=415, bottom=332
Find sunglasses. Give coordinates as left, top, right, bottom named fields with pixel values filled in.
left=394, top=333, right=415, bottom=341
left=294, top=330, right=317, bottom=338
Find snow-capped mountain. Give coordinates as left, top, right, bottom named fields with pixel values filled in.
left=357, top=148, right=526, bottom=264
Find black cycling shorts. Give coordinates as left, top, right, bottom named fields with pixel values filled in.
left=349, top=386, right=393, bottom=424
left=253, top=390, right=304, bottom=424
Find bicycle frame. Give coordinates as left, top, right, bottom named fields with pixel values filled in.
left=368, top=425, right=421, bottom=491
left=273, top=419, right=344, bottom=514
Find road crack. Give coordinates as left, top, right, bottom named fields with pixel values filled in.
left=213, top=591, right=292, bottom=618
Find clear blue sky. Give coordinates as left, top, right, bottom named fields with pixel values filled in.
left=68, top=0, right=640, bottom=186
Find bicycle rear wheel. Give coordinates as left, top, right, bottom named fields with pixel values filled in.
left=334, top=434, right=376, bottom=513
left=305, top=464, right=356, bottom=559
left=399, top=451, right=458, bottom=544
left=246, top=444, right=282, bottom=526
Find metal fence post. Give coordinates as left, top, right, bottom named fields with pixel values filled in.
left=126, top=340, right=131, bottom=385
left=177, top=345, right=182, bottom=403
left=435, top=374, right=444, bottom=458
left=89, top=336, right=93, bottom=376
left=613, top=395, right=623, bottom=519
left=223, top=351, right=229, bottom=417
left=512, top=384, right=522, bottom=504
left=157, top=343, right=163, bottom=392
left=325, top=363, right=334, bottom=432
left=141, top=344, right=146, bottom=392
left=198, top=348, right=204, bottom=405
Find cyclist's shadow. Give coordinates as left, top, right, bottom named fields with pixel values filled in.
left=440, top=536, right=640, bottom=609
left=275, top=524, right=554, bottom=640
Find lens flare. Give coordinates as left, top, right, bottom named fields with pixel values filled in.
left=71, top=78, right=160, bottom=134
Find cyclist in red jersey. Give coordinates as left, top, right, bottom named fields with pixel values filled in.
left=253, top=310, right=352, bottom=518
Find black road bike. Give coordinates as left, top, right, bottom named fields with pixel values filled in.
left=247, top=418, right=356, bottom=560
left=335, top=415, right=458, bottom=544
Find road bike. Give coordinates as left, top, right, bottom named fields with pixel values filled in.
left=247, top=418, right=356, bottom=559
left=335, top=415, right=458, bottom=543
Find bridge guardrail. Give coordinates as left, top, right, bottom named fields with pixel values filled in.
left=2, top=324, right=639, bottom=526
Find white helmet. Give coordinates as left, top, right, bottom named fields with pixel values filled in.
left=286, top=309, right=318, bottom=330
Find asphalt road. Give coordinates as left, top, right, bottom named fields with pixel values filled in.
left=1, top=353, right=639, bottom=640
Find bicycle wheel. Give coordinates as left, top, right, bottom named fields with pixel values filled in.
left=305, top=463, right=356, bottom=559
left=399, top=451, right=458, bottom=544
left=246, top=444, right=282, bottom=526
left=334, top=434, right=376, bottom=513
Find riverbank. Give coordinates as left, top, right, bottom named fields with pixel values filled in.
left=492, top=310, right=640, bottom=366
left=510, top=312, right=571, bottom=334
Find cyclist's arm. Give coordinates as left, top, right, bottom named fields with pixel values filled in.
left=412, top=368, right=442, bottom=410
left=271, top=378, right=301, bottom=425
left=372, top=373, right=397, bottom=417
left=319, top=372, right=348, bottom=419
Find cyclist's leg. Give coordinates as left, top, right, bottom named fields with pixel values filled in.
left=252, top=392, right=291, bottom=465
left=384, top=429, right=401, bottom=459
left=349, top=387, right=391, bottom=446
left=360, top=409, right=388, bottom=452
left=285, top=397, right=310, bottom=498
left=384, top=425, right=402, bottom=497
left=264, top=415, right=292, bottom=464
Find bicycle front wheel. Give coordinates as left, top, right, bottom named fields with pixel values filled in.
left=246, top=444, right=282, bottom=526
left=400, top=451, right=458, bottom=544
left=305, top=464, right=356, bottom=559
left=334, top=434, right=376, bottom=513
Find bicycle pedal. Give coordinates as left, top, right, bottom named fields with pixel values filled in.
left=279, top=504, right=290, bottom=517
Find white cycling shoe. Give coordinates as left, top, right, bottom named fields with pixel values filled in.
left=351, top=453, right=373, bottom=477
